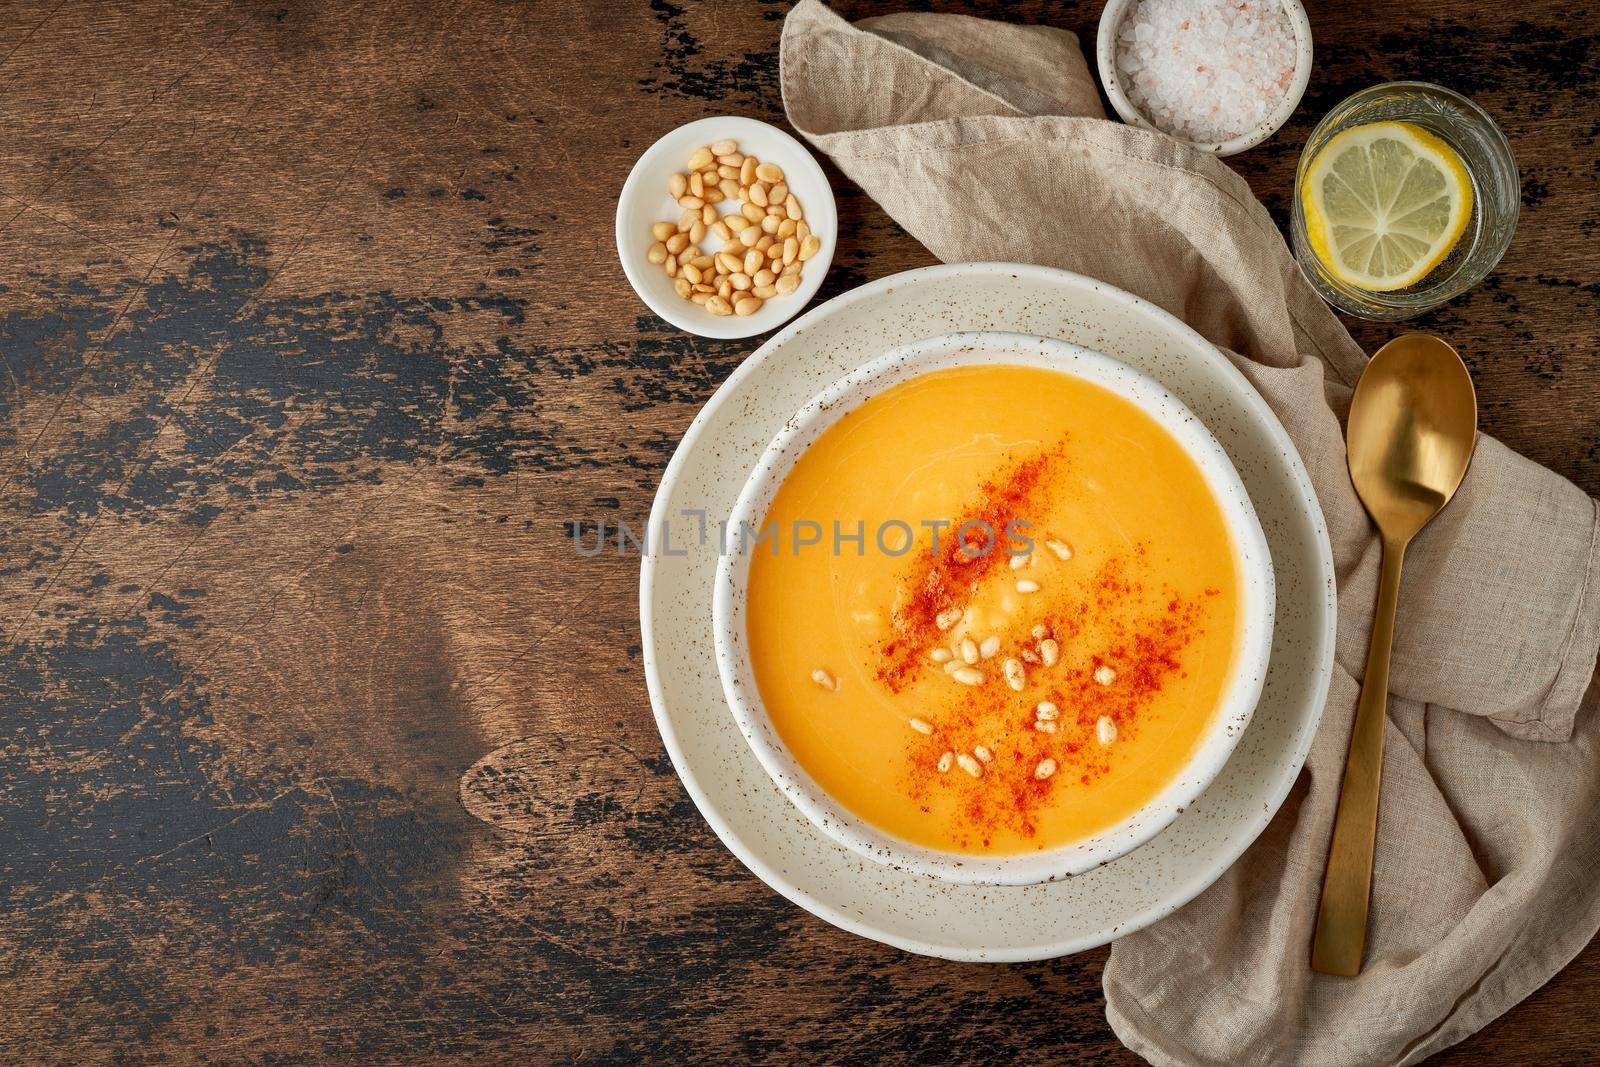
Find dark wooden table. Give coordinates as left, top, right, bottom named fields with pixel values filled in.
left=1, top=1, right=1594, bottom=1061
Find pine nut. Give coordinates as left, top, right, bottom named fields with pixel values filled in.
left=754, top=268, right=775, bottom=287
left=1035, top=719, right=1058, bottom=733
left=952, top=667, right=984, bottom=686
left=775, top=274, right=800, bottom=295
left=726, top=215, right=750, bottom=233
left=718, top=152, right=744, bottom=166
left=755, top=162, right=783, bottom=182
left=1094, top=666, right=1117, bottom=686
left=974, top=745, right=993, bottom=763
left=777, top=219, right=797, bottom=238
left=647, top=242, right=668, bottom=265
left=810, top=668, right=837, bottom=690
left=651, top=221, right=676, bottom=242
left=664, top=257, right=677, bottom=277
left=706, top=295, right=732, bottom=316
left=717, top=164, right=739, bottom=180
left=678, top=195, right=704, bottom=210
left=785, top=195, right=802, bottom=220
left=1016, top=579, right=1040, bottom=593
left=669, top=173, right=688, bottom=198
left=703, top=187, right=722, bottom=205
left=930, top=648, right=954, bottom=663
left=957, top=754, right=983, bottom=778
left=739, top=226, right=762, bottom=249
left=1010, top=551, right=1030, bottom=569
left=956, top=637, right=976, bottom=664
left=682, top=263, right=703, bottom=285
left=741, top=202, right=765, bottom=222
left=674, top=277, right=692, bottom=299
left=750, top=182, right=769, bottom=207
left=1035, top=758, right=1057, bottom=780
left=702, top=204, right=716, bottom=224
left=782, top=237, right=798, bottom=265
left=1036, top=701, right=1059, bottom=721
left=693, top=283, right=714, bottom=294
left=738, top=249, right=760, bottom=275
left=979, top=635, right=1000, bottom=659
left=756, top=235, right=774, bottom=252
left=1021, top=649, right=1040, bottom=664
left=937, top=751, right=954, bottom=773
left=797, top=220, right=810, bottom=241
left=739, top=157, right=757, bottom=185
left=752, top=284, right=777, bottom=298
left=1040, top=639, right=1060, bottom=666
left=689, top=221, right=706, bottom=244
left=711, top=220, right=732, bottom=242
left=781, top=262, right=801, bottom=276
left=690, top=255, right=712, bottom=270
left=719, top=178, right=739, bottom=200
left=1097, top=716, right=1118, bottom=745
left=710, top=138, right=738, bottom=156
left=1031, top=624, right=1049, bottom=640
left=770, top=181, right=788, bottom=204
left=689, top=172, right=704, bottom=198
left=665, top=233, right=688, bottom=254
left=799, top=234, right=821, bottom=261
left=908, top=717, right=933, bottom=735
left=935, top=607, right=962, bottom=630
left=729, top=273, right=750, bottom=292
left=1045, top=539, right=1074, bottom=561
left=716, top=252, right=741, bottom=275
left=676, top=247, right=695, bottom=265
left=1003, top=657, right=1025, bottom=691
left=716, top=279, right=732, bottom=300
left=689, top=290, right=709, bottom=304
left=760, top=214, right=780, bottom=234
left=687, top=146, right=714, bottom=170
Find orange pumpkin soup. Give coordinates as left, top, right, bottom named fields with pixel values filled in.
left=745, top=365, right=1241, bottom=854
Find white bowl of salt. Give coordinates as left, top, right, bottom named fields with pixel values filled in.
left=1096, top=0, right=1313, bottom=157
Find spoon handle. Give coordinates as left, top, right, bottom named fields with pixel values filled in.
left=1311, top=537, right=1405, bottom=976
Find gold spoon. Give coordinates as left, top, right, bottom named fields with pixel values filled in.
left=1311, top=333, right=1478, bottom=977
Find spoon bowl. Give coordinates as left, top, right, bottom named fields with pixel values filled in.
left=1347, top=335, right=1478, bottom=545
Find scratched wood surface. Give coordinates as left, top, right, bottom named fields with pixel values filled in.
left=0, top=0, right=1595, bottom=1062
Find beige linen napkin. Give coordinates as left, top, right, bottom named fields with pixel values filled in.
left=780, top=3, right=1600, bottom=1064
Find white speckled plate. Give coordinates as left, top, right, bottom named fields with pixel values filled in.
left=640, top=263, right=1336, bottom=961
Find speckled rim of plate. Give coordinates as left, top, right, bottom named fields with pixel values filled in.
left=712, top=331, right=1277, bottom=886
left=640, top=262, right=1336, bottom=962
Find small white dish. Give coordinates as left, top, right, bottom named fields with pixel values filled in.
left=615, top=116, right=837, bottom=339
left=1095, top=0, right=1313, bottom=157
left=641, top=262, right=1336, bottom=960
left=712, top=331, right=1276, bottom=886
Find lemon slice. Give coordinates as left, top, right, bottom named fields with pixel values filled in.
left=1301, top=121, right=1473, bottom=292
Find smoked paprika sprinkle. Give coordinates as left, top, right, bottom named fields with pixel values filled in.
left=873, top=443, right=1231, bottom=853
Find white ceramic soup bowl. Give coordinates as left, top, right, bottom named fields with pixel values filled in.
left=712, top=331, right=1275, bottom=885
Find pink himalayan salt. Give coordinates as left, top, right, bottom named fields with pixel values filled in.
left=1114, top=0, right=1298, bottom=145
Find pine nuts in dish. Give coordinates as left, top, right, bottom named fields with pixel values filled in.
left=644, top=140, right=821, bottom=315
